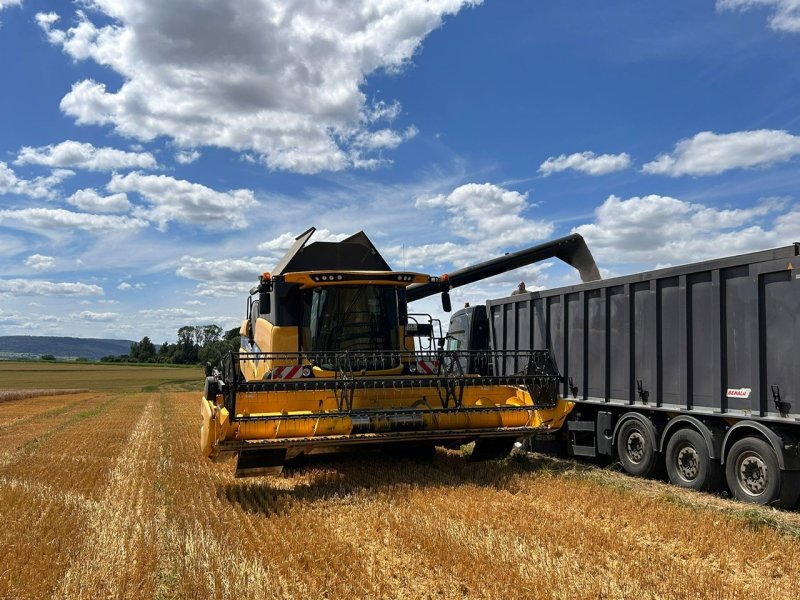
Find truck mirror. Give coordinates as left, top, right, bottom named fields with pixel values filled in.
left=259, top=290, right=271, bottom=315
left=441, top=290, right=452, bottom=313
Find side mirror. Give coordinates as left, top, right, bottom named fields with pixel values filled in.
left=259, top=290, right=271, bottom=315
left=441, top=290, right=452, bottom=313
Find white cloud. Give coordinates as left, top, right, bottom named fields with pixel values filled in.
left=176, top=256, right=265, bottom=284
left=0, top=207, right=147, bottom=233
left=257, top=229, right=349, bottom=253
left=67, top=188, right=131, bottom=213
left=117, top=281, right=131, bottom=290
left=0, top=1, right=21, bottom=11
left=107, top=172, right=257, bottom=230
left=25, top=254, right=56, bottom=272
left=415, top=182, right=553, bottom=243
left=15, top=140, right=156, bottom=171
left=0, top=279, right=104, bottom=296
left=175, top=149, right=201, bottom=164
left=74, top=310, right=118, bottom=322
left=0, top=162, right=73, bottom=199
left=352, top=126, right=419, bottom=151
left=138, top=307, right=199, bottom=319
left=643, top=130, right=800, bottom=176
left=37, top=1, right=478, bottom=174
left=717, top=0, right=800, bottom=33
left=573, top=194, right=796, bottom=265
left=384, top=182, right=554, bottom=272
left=385, top=240, right=487, bottom=270
left=538, top=151, right=632, bottom=176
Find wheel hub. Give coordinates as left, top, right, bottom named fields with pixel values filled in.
left=676, top=446, right=699, bottom=481
left=738, top=452, right=768, bottom=496
left=626, top=432, right=645, bottom=463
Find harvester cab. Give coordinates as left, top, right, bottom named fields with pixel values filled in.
left=201, top=228, right=598, bottom=476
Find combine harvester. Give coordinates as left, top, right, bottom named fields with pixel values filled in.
left=200, top=227, right=599, bottom=476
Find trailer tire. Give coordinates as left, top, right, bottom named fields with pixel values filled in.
left=616, top=418, right=660, bottom=477
left=725, top=436, right=800, bottom=509
left=665, top=428, right=722, bottom=492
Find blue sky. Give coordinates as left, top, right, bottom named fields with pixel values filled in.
left=0, top=0, right=799, bottom=342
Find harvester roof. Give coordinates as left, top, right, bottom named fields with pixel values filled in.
left=273, top=227, right=391, bottom=275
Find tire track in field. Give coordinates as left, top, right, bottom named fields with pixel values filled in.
left=0, top=394, right=113, bottom=469
left=0, top=475, right=100, bottom=513
left=0, top=392, right=102, bottom=433
left=55, top=394, right=160, bottom=599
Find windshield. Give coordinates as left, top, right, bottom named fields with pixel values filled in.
left=303, top=285, right=399, bottom=355
left=446, top=313, right=468, bottom=351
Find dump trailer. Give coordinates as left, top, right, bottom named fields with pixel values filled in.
left=449, top=244, right=800, bottom=508
left=200, top=228, right=598, bottom=476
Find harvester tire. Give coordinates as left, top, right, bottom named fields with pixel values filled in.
left=470, top=438, right=514, bottom=461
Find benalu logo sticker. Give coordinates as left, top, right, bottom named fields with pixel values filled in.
left=726, top=387, right=752, bottom=398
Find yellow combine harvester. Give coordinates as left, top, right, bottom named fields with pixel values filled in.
left=200, top=227, right=600, bottom=476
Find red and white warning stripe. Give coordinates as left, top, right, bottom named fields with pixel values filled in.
left=271, top=366, right=304, bottom=379
left=416, top=360, right=439, bottom=374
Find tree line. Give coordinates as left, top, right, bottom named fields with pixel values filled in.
left=101, top=324, right=240, bottom=366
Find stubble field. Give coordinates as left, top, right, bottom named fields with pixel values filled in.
left=2, top=362, right=800, bottom=599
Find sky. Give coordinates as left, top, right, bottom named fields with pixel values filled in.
left=0, top=0, right=799, bottom=343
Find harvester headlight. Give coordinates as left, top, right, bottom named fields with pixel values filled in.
left=337, top=275, right=343, bottom=280
left=302, top=366, right=312, bottom=377
left=408, top=363, right=417, bottom=374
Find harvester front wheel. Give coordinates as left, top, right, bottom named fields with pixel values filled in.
left=469, top=438, right=515, bottom=461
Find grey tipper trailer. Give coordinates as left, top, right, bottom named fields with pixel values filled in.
left=450, top=244, right=800, bottom=508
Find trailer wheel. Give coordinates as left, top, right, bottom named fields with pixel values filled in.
left=665, top=428, right=722, bottom=492
left=725, top=437, right=800, bottom=509
left=616, top=418, right=660, bottom=477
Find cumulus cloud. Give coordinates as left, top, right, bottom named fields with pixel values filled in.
left=717, top=0, right=800, bottom=32
left=0, top=207, right=147, bottom=233
left=257, top=229, right=349, bottom=253
left=415, top=182, right=553, bottom=243
left=175, top=256, right=266, bottom=284
left=107, top=172, right=257, bottom=230
left=137, top=308, right=199, bottom=319
left=25, top=254, right=56, bottom=272
left=573, top=194, right=796, bottom=264
left=0, top=279, right=104, bottom=296
left=37, top=1, right=479, bottom=174
left=67, top=188, right=131, bottom=213
left=643, top=130, right=800, bottom=176
left=175, top=149, right=201, bottom=164
left=538, top=151, right=632, bottom=176
left=0, top=162, right=73, bottom=199
left=74, top=310, right=118, bottom=322
left=386, top=183, right=553, bottom=270
left=15, top=140, right=156, bottom=171
left=352, top=126, right=419, bottom=151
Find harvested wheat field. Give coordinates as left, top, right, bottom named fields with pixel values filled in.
left=2, top=368, right=800, bottom=599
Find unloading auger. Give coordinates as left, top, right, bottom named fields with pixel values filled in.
left=200, top=228, right=600, bottom=476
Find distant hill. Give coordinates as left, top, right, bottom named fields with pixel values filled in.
left=0, top=336, right=136, bottom=361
